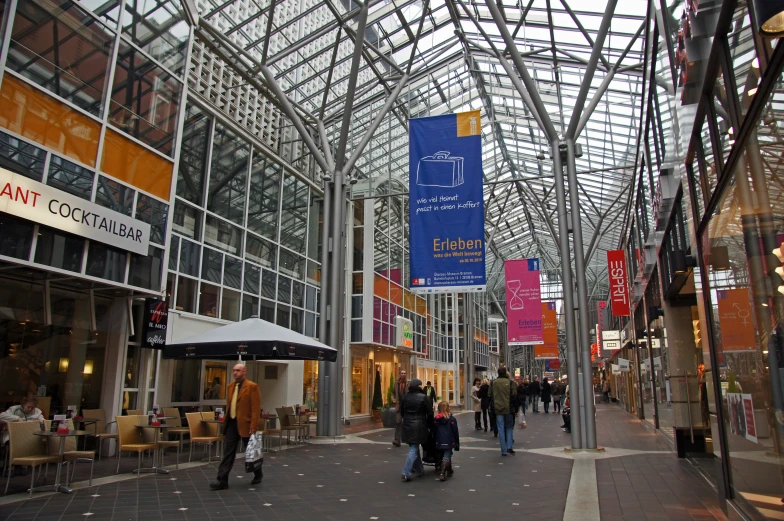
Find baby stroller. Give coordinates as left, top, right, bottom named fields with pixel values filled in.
left=421, top=429, right=443, bottom=471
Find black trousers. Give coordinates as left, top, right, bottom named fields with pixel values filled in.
left=481, top=408, right=489, bottom=430
left=474, top=411, right=482, bottom=428
left=489, top=411, right=497, bottom=434
left=217, top=418, right=261, bottom=483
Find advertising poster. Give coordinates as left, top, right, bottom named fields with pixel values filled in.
left=142, top=298, right=168, bottom=348
left=727, top=393, right=758, bottom=443
left=607, top=249, right=630, bottom=316
left=717, top=288, right=756, bottom=352
left=409, top=111, right=486, bottom=293
left=536, top=301, right=559, bottom=358
left=505, top=259, right=543, bottom=345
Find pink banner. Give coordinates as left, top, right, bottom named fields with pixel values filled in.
left=505, top=258, right=543, bottom=345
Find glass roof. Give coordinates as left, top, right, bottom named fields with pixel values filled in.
left=183, top=0, right=651, bottom=302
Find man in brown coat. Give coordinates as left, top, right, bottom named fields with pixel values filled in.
left=210, top=363, right=261, bottom=490
left=392, top=369, right=408, bottom=446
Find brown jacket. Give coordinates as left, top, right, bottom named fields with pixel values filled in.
left=226, top=379, right=261, bottom=437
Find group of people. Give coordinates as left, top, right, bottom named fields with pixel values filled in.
left=392, top=374, right=460, bottom=482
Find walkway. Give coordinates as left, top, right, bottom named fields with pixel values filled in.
left=0, top=403, right=727, bottom=521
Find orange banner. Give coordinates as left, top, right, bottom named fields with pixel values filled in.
left=717, top=288, right=756, bottom=352
left=535, top=302, right=559, bottom=359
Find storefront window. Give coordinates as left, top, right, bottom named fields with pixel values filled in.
left=351, top=355, right=367, bottom=415
left=0, top=279, right=107, bottom=414
left=203, top=361, right=227, bottom=400
left=303, top=360, right=318, bottom=411
left=700, top=76, right=784, bottom=514
left=171, top=359, right=201, bottom=402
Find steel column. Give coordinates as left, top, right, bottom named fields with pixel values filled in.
left=316, top=181, right=333, bottom=437
left=565, top=138, right=596, bottom=449
left=327, top=169, right=346, bottom=435
left=552, top=139, right=582, bottom=449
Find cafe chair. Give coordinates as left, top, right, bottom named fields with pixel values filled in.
left=81, top=409, right=118, bottom=461
left=284, top=406, right=309, bottom=443
left=45, top=420, right=94, bottom=487
left=4, top=422, right=59, bottom=497
left=185, top=413, right=221, bottom=465
left=261, top=414, right=282, bottom=453
left=115, top=416, right=158, bottom=477
left=276, top=408, right=304, bottom=445
left=164, top=408, right=189, bottom=457
left=125, top=410, right=143, bottom=416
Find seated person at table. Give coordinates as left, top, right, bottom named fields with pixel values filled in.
left=0, top=396, right=45, bottom=444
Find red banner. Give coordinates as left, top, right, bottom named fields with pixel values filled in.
left=535, top=302, right=559, bottom=359
left=607, top=250, right=630, bottom=316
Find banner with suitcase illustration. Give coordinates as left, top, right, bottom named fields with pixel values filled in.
left=408, top=111, right=486, bottom=293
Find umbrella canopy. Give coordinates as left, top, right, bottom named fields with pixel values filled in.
left=163, top=317, right=337, bottom=362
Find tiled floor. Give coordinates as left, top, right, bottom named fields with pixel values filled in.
left=0, top=401, right=730, bottom=521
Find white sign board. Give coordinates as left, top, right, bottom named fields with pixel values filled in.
left=651, top=338, right=661, bottom=348
left=602, top=330, right=620, bottom=340
left=618, top=358, right=630, bottom=372
left=395, top=316, right=414, bottom=349
left=603, top=340, right=620, bottom=351
left=0, top=168, right=151, bottom=255
left=611, top=364, right=620, bottom=375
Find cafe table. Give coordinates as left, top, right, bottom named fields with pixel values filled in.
left=31, top=430, right=88, bottom=494
left=134, top=422, right=174, bottom=474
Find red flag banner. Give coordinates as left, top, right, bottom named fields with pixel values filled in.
left=607, top=250, right=630, bottom=316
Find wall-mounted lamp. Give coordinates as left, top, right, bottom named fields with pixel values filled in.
left=670, top=249, right=697, bottom=275
left=83, top=360, right=94, bottom=375
left=58, top=358, right=69, bottom=373
left=755, top=0, right=784, bottom=38
left=710, top=246, right=731, bottom=271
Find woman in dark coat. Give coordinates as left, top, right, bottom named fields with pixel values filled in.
left=541, top=377, right=552, bottom=414
left=400, top=379, right=433, bottom=481
left=478, top=378, right=491, bottom=432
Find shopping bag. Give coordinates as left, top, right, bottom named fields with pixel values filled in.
left=518, top=409, right=527, bottom=428
left=244, top=432, right=264, bottom=473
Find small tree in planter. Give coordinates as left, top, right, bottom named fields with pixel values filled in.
left=371, top=369, right=383, bottom=422
left=382, top=374, right=399, bottom=428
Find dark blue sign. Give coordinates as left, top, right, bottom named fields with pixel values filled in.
left=409, top=112, right=486, bottom=293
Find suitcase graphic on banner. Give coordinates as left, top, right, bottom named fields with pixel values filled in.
left=416, top=151, right=464, bottom=188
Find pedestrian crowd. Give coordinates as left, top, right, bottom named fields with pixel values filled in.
left=392, top=367, right=573, bottom=481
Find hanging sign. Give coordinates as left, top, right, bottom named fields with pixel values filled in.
left=607, top=250, right=630, bottom=316
left=409, top=111, right=486, bottom=293
left=505, top=258, right=543, bottom=345
left=0, top=167, right=151, bottom=255
left=141, top=298, right=168, bottom=348
left=395, top=316, right=414, bottom=349
left=618, top=358, right=630, bottom=372
left=611, top=364, right=621, bottom=375
left=717, top=288, right=756, bottom=352
left=535, top=301, right=559, bottom=358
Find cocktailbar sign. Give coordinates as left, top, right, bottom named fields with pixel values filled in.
left=142, top=298, right=168, bottom=348
left=607, top=250, right=630, bottom=316
left=0, top=167, right=151, bottom=255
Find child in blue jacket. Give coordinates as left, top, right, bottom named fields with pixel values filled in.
left=434, top=401, right=460, bottom=481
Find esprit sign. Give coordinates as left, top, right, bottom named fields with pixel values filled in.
left=607, top=250, right=630, bottom=317
left=395, top=316, right=414, bottom=349
left=0, top=168, right=150, bottom=255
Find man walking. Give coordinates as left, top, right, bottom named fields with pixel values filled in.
left=392, top=369, right=408, bottom=447
left=529, top=376, right=541, bottom=413
left=489, top=367, right=517, bottom=456
left=210, top=363, right=261, bottom=490
left=423, top=380, right=436, bottom=408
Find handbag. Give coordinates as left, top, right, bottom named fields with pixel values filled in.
left=244, top=432, right=264, bottom=473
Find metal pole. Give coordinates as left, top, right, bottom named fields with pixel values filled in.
left=327, top=171, right=346, bottom=435
left=565, top=138, right=597, bottom=449
left=316, top=180, right=332, bottom=436
left=552, top=139, right=581, bottom=449
left=643, top=296, right=659, bottom=429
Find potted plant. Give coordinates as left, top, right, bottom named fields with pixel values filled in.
left=371, top=369, right=383, bottom=422
left=382, top=376, right=398, bottom=428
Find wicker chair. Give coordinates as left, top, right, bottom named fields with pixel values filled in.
left=45, top=420, right=94, bottom=487
left=115, top=416, right=157, bottom=476
left=284, top=406, right=310, bottom=442
left=4, top=422, right=59, bottom=497
left=186, top=413, right=222, bottom=465
left=276, top=408, right=304, bottom=445
left=81, top=409, right=117, bottom=460
left=126, top=410, right=143, bottom=416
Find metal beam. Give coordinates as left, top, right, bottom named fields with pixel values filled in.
left=485, top=0, right=558, bottom=142
left=566, top=0, right=617, bottom=139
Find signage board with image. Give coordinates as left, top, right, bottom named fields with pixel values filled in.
left=142, top=298, right=169, bottom=348
left=395, top=316, right=414, bottom=349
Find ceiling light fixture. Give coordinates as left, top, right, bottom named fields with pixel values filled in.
left=755, top=0, right=784, bottom=38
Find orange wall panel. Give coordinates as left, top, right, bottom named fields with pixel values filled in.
left=0, top=76, right=100, bottom=167
left=101, top=129, right=172, bottom=200
left=373, top=274, right=389, bottom=300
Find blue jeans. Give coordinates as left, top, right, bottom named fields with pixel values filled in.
left=442, top=448, right=453, bottom=463
left=402, top=443, right=424, bottom=478
left=521, top=396, right=528, bottom=413
left=496, top=413, right=514, bottom=454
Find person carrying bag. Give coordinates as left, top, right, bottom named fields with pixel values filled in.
left=244, top=432, right=263, bottom=474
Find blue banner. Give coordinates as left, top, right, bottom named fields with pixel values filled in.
left=409, top=111, right=486, bottom=293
